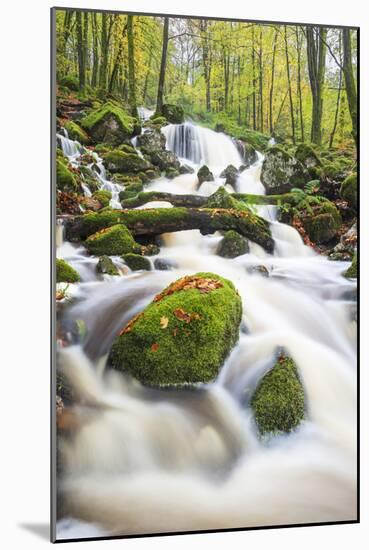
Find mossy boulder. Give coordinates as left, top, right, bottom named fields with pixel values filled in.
left=109, top=272, right=242, bottom=387
left=56, top=159, right=79, bottom=193
left=80, top=102, right=137, bottom=146
left=64, top=120, right=90, bottom=145
left=85, top=224, right=141, bottom=255
left=217, top=230, right=249, bottom=258
left=344, top=253, right=357, bottom=278
left=149, top=150, right=180, bottom=171
left=56, top=259, right=80, bottom=283
left=102, top=150, right=152, bottom=174
left=295, top=143, right=322, bottom=178
left=251, top=353, right=305, bottom=435
left=261, top=146, right=309, bottom=194
left=205, top=187, right=248, bottom=212
left=197, top=165, right=214, bottom=184
left=122, top=253, right=152, bottom=271
left=165, top=168, right=180, bottom=179
left=302, top=201, right=342, bottom=244
left=160, top=104, right=184, bottom=124
left=179, top=164, right=195, bottom=175
left=59, top=75, right=79, bottom=91
left=145, top=115, right=168, bottom=129
left=220, top=165, right=239, bottom=188
left=136, top=129, right=166, bottom=154
left=92, top=189, right=112, bottom=208
left=96, top=255, right=119, bottom=275
left=340, top=174, right=357, bottom=210
left=119, top=182, right=144, bottom=201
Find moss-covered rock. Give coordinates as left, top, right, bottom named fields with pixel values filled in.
left=302, top=201, right=342, bottom=244
left=165, top=168, right=180, bottom=179
left=122, top=253, right=152, bottom=271
left=96, top=255, right=119, bottom=275
left=80, top=102, right=137, bottom=146
left=217, top=230, right=249, bottom=258
left=149, top=150, right=180, bottom=171
left=85, top=224, right=141, bottom=255
left=56, top=159, right=79, bottom=193
left=197, top=165, right=214, bottom=184
left=205, top=187, right=249, bottom=212
left=344, top=252, right=357, bottom=278
left=340, top=173, right=357, bottom=210
left=160, top=104, right=184, bottom=124
left=145, top=115, right=168, bottom=129
left=109, top=272, right=242, bottom=386
left=119, top=182, right=144, bottom=201
left=64, top=120, right=90, bottom=144
left=137, top=129, right=166, bottom=155
left=102, top=150, right=152, bottom=174
left=59, top=75, right=79, bottom=91
left=295, top=143, right=322, bottom=178
left=261, top=146, right=309, bottom=194
left=251, top=353, right=305, bottom=435
left=56, top=258, right=80, bottom=283
left=92, top=189, right=112, bottom=208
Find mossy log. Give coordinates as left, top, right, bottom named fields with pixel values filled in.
left=121, top=190, right=296, bottom=209
left=65, top=207, right=274, bottom=253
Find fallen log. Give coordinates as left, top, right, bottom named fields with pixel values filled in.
left=121, top=190, right=296, bottom=209
left=65, top=207, right=274, bottom=253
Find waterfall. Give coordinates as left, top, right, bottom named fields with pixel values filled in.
left=56, top=118, right=356, bottom=539
left=163, top=123, right=243, bottom=171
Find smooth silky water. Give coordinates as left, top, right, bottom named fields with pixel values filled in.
left=55, top=119, right=357, bottom=539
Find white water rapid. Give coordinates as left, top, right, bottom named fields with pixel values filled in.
left=56, top=120, right=357, bottom=539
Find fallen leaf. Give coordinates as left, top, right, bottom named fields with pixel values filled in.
left=150, top=343, right=159, bottom=352
left=160, top=316, right=169, bottom=329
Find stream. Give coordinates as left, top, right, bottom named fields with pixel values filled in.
left=55, top=114, right=357, bottom=539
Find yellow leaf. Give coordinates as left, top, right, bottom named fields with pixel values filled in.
left=160, top=316, right=169, bottom=329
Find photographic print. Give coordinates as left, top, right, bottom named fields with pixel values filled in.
left=52, top=7, right=358, bottom=542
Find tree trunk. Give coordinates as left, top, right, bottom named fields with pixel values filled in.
left=251, top=26, right=257, bottom=130
left=200, top=20, right=212, bottom=112
left=329, top=33, right=343, bottom=148
left=91, top=13, right=99, bottom=88
left=76, top=12, right=85, bottom=90
left=65, top=208, right=274, bottom=253
left=127, top=16, right=138, bottom=117
left=295, top=27, right=305, bottom=142
left=99, top=14, right=108, bottom=89
left=259, top=29, right=264, bottom=133
left=306, top=27, right=327, bottom=145
left=342, top=28, right=357, bottom=145
left=284, top=26, right=295, bottom=144
left=269, top=30, right=278, bottom=135
left=156, top=17, right=169, bottom=113
left=83, top=12, right=89, bottom=85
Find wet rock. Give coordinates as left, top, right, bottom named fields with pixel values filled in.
left=233, top=139, right=257, bottom=168
left=161, top=103, right=184, bottom=124
left=340, top=173, right=357, bottom=211
left=141, top=244, right=160, bottom=256
left=179, top=164, right=195, bottom=174
left=96, top=255, right=119, bottom=276
left=251, top=353, right=305, bottom=435
left=119, top=182, right=144, bottom=201
left=217, top=230, right=249, bottom=258
left=300, top=201, right=342, bottom=244
left=102, top=150, right=152, bottom=174
left=92, top=190, right=112, bottom=208
left=295, top=143, right=322, bottom=179
left=247, top=265, right=269, bottom=277
left=56, top=159, right=80, bottom=193
left=220, top=165, right=239, bottom=189
left=149, top=150, right=180, bottom=171
left=197, top=165, right=214, bottom=184
left=80, top=196, right=102, bottom=212
left=109, top=272, right=242, bottom=387
left=344, top=252, right=357, bottom=279
left=261, top=146, right=309, bottom=194
left=136, top=129, right=166, bottom=154
left=165, top=167, right=180, bottom=179
left=154, top=257, right=178, bottom=271
left=122, top=253, right=152, bottom=271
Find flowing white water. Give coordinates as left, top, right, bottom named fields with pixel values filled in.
left=56, top=122, right=356, bottom=539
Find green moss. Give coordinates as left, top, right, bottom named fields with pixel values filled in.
left=119, top=182, right=144, bottom=201
left=96, top=255, right=119, bottom=275
left=85, top=224, right=141, bottom=255
left=56, top=159, right=79, bottom=193
left=344, top=252, right=357, bottom=278
left=102, top=150, right=151, bottom=173
left=59, top=75, right=79, bottom=91
left=217, top=230, right=249, bottom=258
left=64, top=120, right=90, bottom=144
left=92, top=189, right=112, bottom=207
left=261, top=146, right=308, bottom=194
left=80, top=102, right=136, bottom=145
left=122, top=253, right=152, bottom=271
left=56, top=258, right=80, bottom=283
left=295, top=143, right=321, bottom=166
left=301, top=201, right=342, bottom=244
left=340, top=174, right=357, bottom=210
left=160, top=104, right=184, bottom=124
left=251, top=354, right=305, bottom=435
left=109, top=272, right=242, bottom=386
left=206, top=187, right=249, bottom=212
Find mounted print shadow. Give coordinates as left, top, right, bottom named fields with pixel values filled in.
left=51, top=6, right=358, bottom=543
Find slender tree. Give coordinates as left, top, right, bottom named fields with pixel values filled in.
left=306, top=26, right=327, bottom=144
left=127, top=16, right=138, bottom=117
left=76, top=12, right=85, bottom=90
left=156, top=17, right=170, bottom=113
left=284, top=26, right=296, bottom=144
left=342, top=28, right=357, bottom=145
left=269, top=29, right=278, bottom=134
